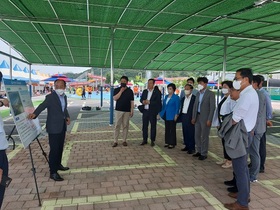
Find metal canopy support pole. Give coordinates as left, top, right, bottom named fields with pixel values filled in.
left=222, top=36, right=227, bottom=81
left=100, top=68, right=103, bottom=107
left=217, top=71, right=221, bottom=105
left=218, top=36, right=228, bottom=104
left=109, top=29, right=114, bottom=125
left=9, top=45, right=12, bottom=79
left=29, top=64, right=32, bottom=98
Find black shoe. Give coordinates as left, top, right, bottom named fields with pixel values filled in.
left=198, top=155, right=207, bottom=160
left=224, top=180, right=236, bottom=186
left=151, top=141, right=155, bottom=147
left=187, top=150, right=195, bottom=154
left=227, top=186, right=238, bottom=193
left=50, top=173, right=64, bottom=181
left=192, top=152, right=201, bottom=157
left=259, top=169, right=265, bottom=173
left=140, top=142, right=147, bottom=145
left=181, top=147, right=188, bottom=151
left=58, top=165, right=70, bottom=171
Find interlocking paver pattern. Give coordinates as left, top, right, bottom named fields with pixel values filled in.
left=2, top=96, right=280, bottom=209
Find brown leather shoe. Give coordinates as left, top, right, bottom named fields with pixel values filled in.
left=224, top=202, right=249, bottom=210
left=228, top=192, right=238, bottom=199
left=228, top=193, right=251, bottom=202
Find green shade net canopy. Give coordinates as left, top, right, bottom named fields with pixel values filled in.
left=0, top=0, right=279, bottom=73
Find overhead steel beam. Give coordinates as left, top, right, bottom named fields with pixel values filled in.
left=222, top=36, right=227, bottom=81
left=1, top=16, right=280, bottom=43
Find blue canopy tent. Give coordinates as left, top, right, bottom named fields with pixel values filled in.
left=0, top=60, right=9, bottom=69
left=154, top=77, right=171, bottom=85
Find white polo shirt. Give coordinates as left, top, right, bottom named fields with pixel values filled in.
left=232, top=85, right=259, bottom=132
left=0, top=115, right=8, bottom=150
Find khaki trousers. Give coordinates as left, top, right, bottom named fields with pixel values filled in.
left=114, top=110, right=130, bottom=142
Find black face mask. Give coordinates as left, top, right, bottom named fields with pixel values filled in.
left=121, top=83, right=126, bottom=87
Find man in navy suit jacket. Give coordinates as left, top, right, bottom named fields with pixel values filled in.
left=179, top=84, right=196, bottom=154
left=28, top=79, right=71, bottom=181
left=140, top=79, right=162, bottom=146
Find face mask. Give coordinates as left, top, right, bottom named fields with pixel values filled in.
left=184, top=90, right=191, bottom=95
left=233, top=80, right=241, bottom=90
left=222, top=88, right=229, bottom=94
left=197, top=84, right=204, bottom=91
left=120, top=83, right=126, bottom=87
left=55, top=89, right=65, bottom=95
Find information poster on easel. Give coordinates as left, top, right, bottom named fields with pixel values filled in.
left=3, top=79, right=41, bottom=148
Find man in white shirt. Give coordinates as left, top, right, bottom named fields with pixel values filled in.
left=0, top=98, right=10, bottom=209
left=179, top=84, right=196, bottom=154
left=224, top=68, right=259, bottom=210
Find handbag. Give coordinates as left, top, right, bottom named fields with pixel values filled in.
left=138, top=105, right=144, bottom=113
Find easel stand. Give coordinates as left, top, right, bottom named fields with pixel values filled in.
left=6, top=125, right=16, bottom=150
left=29, top=135, right=49, bottom=206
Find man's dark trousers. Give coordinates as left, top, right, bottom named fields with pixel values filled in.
left=142, top=109, right=157, bottom=143
left=182, top=114, right=195, bottom=151
left=259, top=132, right=266, bottom=171
left=0, top=150, right=8, bottom=209
left=48, top=123, right=66, bottom=174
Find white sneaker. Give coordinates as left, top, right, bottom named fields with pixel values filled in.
left=250, top=179, right=258, bottom=183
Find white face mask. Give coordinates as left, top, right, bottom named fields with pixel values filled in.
left=55, top=89, right=65, bottom=95
left=233, top=80, right=242, bottom=90
left=222, top=88, right=229, bottom=94
left=197, top=84, right=204, bottom=91
left=184, top=90, right=191, bottom=95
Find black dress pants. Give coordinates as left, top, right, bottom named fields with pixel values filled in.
left=0, top=150, right=8, bottom=209
left=48, top=124, right=66, bottom=174
left=142, top=110, right=157, bottom=142
left=181, top=114, right=195, bottom=151
left=259, top=132, right=266, bottom=171
left=165, top=120, right=177, bottom=146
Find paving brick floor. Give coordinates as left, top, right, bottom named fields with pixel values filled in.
left=2, top=98, right=280, bottom=210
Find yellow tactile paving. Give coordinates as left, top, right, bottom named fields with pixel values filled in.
left=60, top=140, right=177, bottom=174
left=71, top=121, right=139, bottom=134
left=129, top=120, right=141, bottom=131
left=7, top=144, right=23, bottom=161
left=40, top=186, right=226, bottom=210
left=259, top=179, right=280, bottom=196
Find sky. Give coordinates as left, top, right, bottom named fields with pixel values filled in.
left=0, top=38, right=89, bottom=75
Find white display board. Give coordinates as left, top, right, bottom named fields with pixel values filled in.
left=3, top=79, right=42, bottom=148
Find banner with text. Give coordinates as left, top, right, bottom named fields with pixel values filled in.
left=3, top=79, right=41, bottom=148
